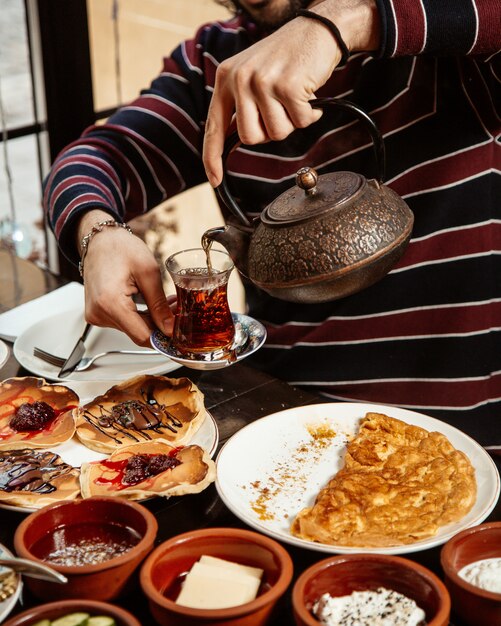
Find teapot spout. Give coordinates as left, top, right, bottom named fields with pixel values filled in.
left=202, top=224, right=251, bottom=277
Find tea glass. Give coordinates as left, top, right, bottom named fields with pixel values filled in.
left=165, top=248, right=235, bottom=361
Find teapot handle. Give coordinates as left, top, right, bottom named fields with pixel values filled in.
left=216, top=97, right=386, bottom=228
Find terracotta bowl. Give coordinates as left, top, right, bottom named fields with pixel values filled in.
left=2, top=599, right=141, bottom=626
left=292, top=553, right=450, bottom=626
left=14, top=496, right=158, bottom=602
left=140, top=527, right=294, bottom=626
left=441, top=522, right=501, bottom=626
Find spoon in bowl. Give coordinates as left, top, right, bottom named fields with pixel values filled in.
left=0, top=556, right=67, bottom=583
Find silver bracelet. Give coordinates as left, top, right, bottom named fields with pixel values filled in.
left=78, top=219, right=133, bottom=277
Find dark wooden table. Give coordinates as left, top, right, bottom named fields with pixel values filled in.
left=0, top=253, right=500, bottom=625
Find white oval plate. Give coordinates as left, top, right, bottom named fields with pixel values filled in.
left=14, top=308, right=179, bottom=382
left=0, top=339, right=9, bottom=371
left=216, top=402, right=500, bottom=555
left=0, top=544, right=22, bottom=622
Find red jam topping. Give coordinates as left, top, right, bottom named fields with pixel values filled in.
left=10, top=401, right=56, bottom=432
left=97, top=452, right=181, bottom=489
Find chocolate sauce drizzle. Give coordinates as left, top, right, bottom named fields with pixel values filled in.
left=0, top=449, right=75, bottom=493
left=82, top=385, right=184, bottom=444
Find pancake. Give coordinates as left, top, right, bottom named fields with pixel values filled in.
left=0, top=377, right=78, bottom=450
left=75, top=375, right=206, bottom=454
left=0, top=448, right=80, bottom=509
left=80, top=439, right=215, bottom=500
left=291, top=412, right=477, bottom=547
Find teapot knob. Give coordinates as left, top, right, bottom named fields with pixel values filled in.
left=295, top=167, right=318, bottom=196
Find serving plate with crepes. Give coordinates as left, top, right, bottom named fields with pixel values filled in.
left=216, top=403, right=500, bottom=555
left=0, top=377, right=218, bottom=513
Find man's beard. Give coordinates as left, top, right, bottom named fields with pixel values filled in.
left=217, top=0, right=310, bottom=30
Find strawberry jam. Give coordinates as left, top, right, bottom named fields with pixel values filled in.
left=97, top=452, right=181, bottom=489
left=10, top=401, right=56, bottom=432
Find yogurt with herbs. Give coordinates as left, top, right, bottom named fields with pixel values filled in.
left=313, top=587, right=426, bottom=626
left=458, top=557, right=501, bottom=593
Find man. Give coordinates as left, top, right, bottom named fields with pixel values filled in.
left=44, top=0, right=500, bottom=443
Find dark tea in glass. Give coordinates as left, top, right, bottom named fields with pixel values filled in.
left=165, top=248, right=235, bottom=359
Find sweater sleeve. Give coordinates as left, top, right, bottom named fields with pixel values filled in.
left=43, top=24, right=215, bottom=265
left=376, top=0, right=501, bottom=57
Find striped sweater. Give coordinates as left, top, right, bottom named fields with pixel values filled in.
left=44, top=1, right=501, bottom=445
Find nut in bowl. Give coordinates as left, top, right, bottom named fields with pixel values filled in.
left=2, top=599, right=141, bottom=626
left=140, top=527, right=294, bottom=626
left=13, top=496, right=157, bottom=602
left=292, top=554, right=450, bottom=626
left=441, top=521, right=501, bottom=626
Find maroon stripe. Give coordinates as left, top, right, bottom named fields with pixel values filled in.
left=52, top=175, right=117, bottom=208
left=200, top=49, right=219, bottom=88
left=127, top=95, right=200, bottom=151
left=161, top=59, right=190, bottom=80
left=395, top=222, right=501, bottom=269
left=390, top=0, right=426, bottom=54
left=54, top=193, right=106, bottom=237
left=321, top=373, right=501, bottom=408
left=66, top=151, right=123, bottom=188
left=183, top=39, right=202, bottom=72
left=470, top=0, right=499, bottom=53
left=86, top=137, right=146, bottom=213
left=265, top=301, right=501, bottom=345
left=390, top=142, right=496, bottom=196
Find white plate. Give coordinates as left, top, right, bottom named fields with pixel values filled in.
left=0, top=544, right=22, bottom=623
left=0, top=380, right=219, bottom=513
left=0, top=339, right=9, bottom=370
left=13, top=308, right=180, bottom=382
left=216, top=402, right=500, bottom=555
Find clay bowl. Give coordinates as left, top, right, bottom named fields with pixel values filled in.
left=292, top=553, right=450, bottom=626
left=13, top=496, right=158, bottom=602
left=441, top=522, right=501, bottom=626
left=140, top=527, right=294, bottom=626
left=2, top=599, right=141, bottom=626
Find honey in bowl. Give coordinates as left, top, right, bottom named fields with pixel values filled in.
left=30, top=522, right=141, bottom=567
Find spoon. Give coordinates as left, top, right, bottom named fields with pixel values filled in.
left=0, top=556, right=67, bottom=583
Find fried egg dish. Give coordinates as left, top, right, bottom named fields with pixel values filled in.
left=291, top=412, right=477, bottom=547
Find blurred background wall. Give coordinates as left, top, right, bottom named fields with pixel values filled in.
left=0, top=0, right=244, bottom=310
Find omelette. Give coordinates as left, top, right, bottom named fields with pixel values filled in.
left=291, top=412, right=477, bottom=547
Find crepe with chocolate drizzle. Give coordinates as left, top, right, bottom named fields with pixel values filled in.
left=0, top=448, right=80, bottom=508
left=75, top=375, right=206, bottom=454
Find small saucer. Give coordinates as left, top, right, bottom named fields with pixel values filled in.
left=150, top=313, right=267, bottom=371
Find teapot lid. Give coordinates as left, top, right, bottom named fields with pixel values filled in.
left=262, top=167, right=365, bottom=226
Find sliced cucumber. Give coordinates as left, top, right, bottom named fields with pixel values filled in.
left=87, top=618, right=116, bottom=626
left=32, top=621, right=51, bottom=626
left=51, top=613, right=90, bottom=626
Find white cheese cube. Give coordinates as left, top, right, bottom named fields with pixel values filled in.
left=176, top=569, right=259, bottom=609
left=199, top=555, right=264, bottom=580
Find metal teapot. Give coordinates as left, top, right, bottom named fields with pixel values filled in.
left=204, top=98, right=414, bottom=303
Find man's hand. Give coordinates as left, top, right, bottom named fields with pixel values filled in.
left=203, top=0, right=379, bottom=188
left=77, top=211, right=174, bottom=347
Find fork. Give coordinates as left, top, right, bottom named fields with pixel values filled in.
left=33, top=346, right=162, bottom=371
